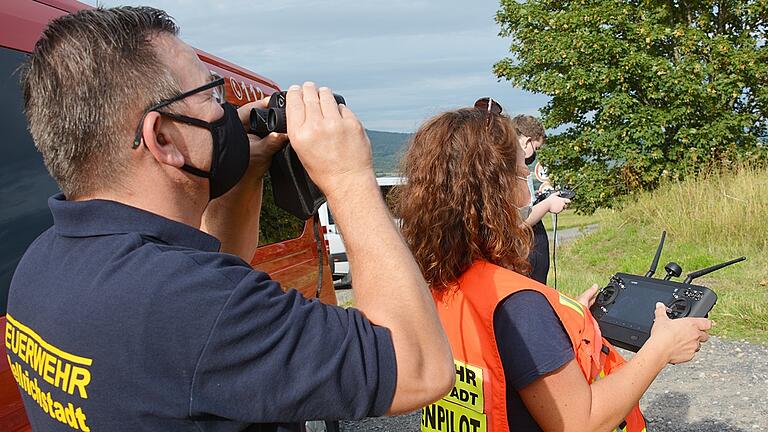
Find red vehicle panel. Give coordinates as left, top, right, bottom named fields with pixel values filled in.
left=0, top=1, right=335, bottom=429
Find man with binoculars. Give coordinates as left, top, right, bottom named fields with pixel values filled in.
left=6, top=6, right=453, bottom=431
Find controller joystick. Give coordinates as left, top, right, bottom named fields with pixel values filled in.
left=596, top=285, right=619, bottom=306
left=666, top=298, right=690, bottom=319
left=663, top=262, right=682, bottom=281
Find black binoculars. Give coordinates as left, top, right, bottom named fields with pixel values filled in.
left=248, top=91, right=346, bottom=220
left=249, top=91, right=346, bottom=136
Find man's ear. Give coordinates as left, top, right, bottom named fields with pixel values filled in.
left=141, top=112, right=185, bottom=168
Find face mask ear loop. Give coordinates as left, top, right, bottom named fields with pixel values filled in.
left=132, top=77, right=225, bottom=149
left=156, top=110, right=220, bottom=179
left=180, top=163, right=212, bottom=178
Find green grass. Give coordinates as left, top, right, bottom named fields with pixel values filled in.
left=339, top=297, right=354, bottom=309
left=550, top=165, right=768, bottom=343
left=541, top=208, right=612, bottom=231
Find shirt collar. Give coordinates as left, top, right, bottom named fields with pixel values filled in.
left=49, top=194, right=221, bottom=252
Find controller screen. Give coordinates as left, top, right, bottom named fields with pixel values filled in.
left=604, top=284, right=670, bottom=328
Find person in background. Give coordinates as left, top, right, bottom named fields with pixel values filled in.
left=511, top=113, right=570, bottom=285
left=6, top=7, right=453, bottom=431
left=396, top=101, right=711, bottom=432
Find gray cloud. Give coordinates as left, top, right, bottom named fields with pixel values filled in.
left=90, top=0, right=548, bottom=131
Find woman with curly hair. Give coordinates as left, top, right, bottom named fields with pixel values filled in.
left=395, top=100, right=712, bottom=432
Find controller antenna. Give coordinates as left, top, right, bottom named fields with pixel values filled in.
left=683, top=257, right=747, bottom=284
left=645, top=231, right=667, bottom=278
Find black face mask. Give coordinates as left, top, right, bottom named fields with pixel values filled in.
left=158, top=103, right=250, bottom=200
left=525, top=150, right=537, bottom=166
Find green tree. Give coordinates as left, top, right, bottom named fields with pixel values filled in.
left=495, top=0, right=768, bottom=211
left=258, top=174, right=306, bottom=246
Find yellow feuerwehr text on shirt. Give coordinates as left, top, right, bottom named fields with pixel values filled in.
left=5, top=314, right=92, bottom=431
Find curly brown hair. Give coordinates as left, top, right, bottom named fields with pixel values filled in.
left=394, top=108, right=532, bottom=291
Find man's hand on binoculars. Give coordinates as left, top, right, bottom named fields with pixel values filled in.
left=285, top=82, right=375, bottom=200
left=237, top=99, right=287, bottom=183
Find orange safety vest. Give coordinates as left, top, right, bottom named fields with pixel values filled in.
left=421, top=261, right=646, bottom=432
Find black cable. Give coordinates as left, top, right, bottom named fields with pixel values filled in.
left=312, top=212, right=324, bottom=300
left=553, top=213, right=558, bottom=290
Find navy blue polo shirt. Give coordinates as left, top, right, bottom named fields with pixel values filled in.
left=6, top=194, right=396, bottom=432
left=494, top=291, right=574, bottom=431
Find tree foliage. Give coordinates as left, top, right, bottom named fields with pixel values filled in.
left=495, top=0, right=768, bottom=211
left=258, top=174, right=306, bottom=246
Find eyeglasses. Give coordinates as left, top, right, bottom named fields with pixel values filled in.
left=132, top=76, right=227, bottom=149
left=474, top=97, right=503, bottom=129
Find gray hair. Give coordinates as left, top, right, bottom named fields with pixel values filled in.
left=21, top=6, right=180, bottom=198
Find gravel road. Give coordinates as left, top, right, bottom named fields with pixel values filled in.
left=551, top=224, right=600, bottom=245
left=339, top=337, right=768, bottom=431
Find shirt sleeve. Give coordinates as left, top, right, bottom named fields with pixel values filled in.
left=189, top=268, right=397, bottom=423
left=493, top=290, right=574, bottom=390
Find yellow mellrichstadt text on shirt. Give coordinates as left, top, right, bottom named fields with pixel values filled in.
left=5, top=314, right=92, bottom=431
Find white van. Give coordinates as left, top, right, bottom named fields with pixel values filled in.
left=317, top=202, right=348, bottom=283
left=318, top=176, right=406, bottom=288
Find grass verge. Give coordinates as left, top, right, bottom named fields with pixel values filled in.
left=550, top=165, right=768, bottom=343
left=541, top=208, right=612, bottom=231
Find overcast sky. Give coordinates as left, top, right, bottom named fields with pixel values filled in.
left=88, top=0, right=548, bottom=132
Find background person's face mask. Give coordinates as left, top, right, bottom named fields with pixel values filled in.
left=525, top=150, right=537, bottom=166
left=515, top=173, right=533, bottom=221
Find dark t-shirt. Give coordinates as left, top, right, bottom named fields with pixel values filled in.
left=527, top=221, right=550, bottom=285
left=6, top=195, right=396, bottom=432
left=493, top=290, right=574, bottom=431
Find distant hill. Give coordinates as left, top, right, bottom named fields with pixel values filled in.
left=366, top=129, right=412, bottom=175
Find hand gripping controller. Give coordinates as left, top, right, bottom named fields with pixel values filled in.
left=589, top=231, right=745, bottom=352
left=532, top=186, right=576, bottom=206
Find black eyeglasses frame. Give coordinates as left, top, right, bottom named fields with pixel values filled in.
left=132, top=77, right=226, bottom=149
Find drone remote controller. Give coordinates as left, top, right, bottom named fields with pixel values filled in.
left=533, top=187, right=576, bottom=206
left=589, top=231, right=745, bottom=352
